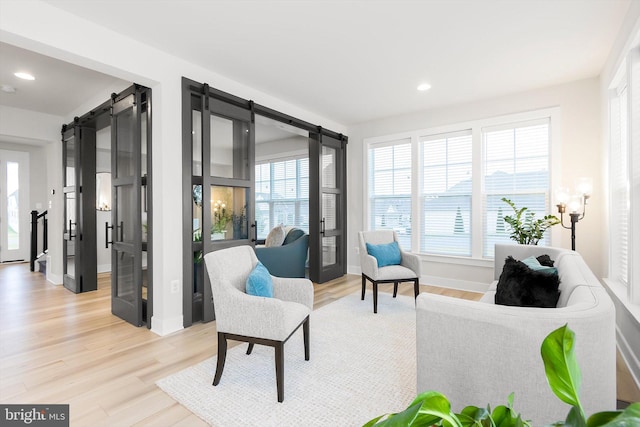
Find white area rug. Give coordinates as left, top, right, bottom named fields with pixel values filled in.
left=156, top=291, right=417, bottom=427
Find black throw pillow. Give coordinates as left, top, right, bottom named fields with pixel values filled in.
left=495, top=256, right=561, bottom=308
left=536, top=254, right=555, bottom=267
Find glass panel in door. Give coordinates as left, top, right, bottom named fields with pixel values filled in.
left=210, top=114, right=249, bottom=180
left=62, top=129, right=77, bottom=290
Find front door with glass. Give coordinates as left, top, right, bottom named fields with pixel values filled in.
left=0, top=150, right=29, bottom=262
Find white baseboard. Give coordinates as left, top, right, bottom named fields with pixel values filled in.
left=602, top=279, right=640, bottom=392
left=97, top=264, right=111, bottom=274
left=47, top=272, right=63, bottom=285
left=346, top=265, right=361, bottom=276
left=346, top=265, right=489, bottom=294
left=421, top=275, right=489, bottom=293
left=151, top=315, right=183, bottom=336
left=616, top=324, right=640, bottom=393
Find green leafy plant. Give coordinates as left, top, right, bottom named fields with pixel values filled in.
left=365, top=324, right=639, bottom=427
left=501, top=197, right=560, bottom=245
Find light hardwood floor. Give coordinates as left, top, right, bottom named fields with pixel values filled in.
left=1, top=263, right=638, bottom=426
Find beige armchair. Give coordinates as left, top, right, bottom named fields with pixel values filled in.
left=358, top=230, right=421, bottom=313
left=203, top=245, right=314, bottom=402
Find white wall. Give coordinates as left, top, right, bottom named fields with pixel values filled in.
left=0, top=0, right=346, bottom=336
left=0, top=105, right=64, bottom=283
left=347, top=78, right=603, bottom=288
left=255, top=136, right=308, bottom=162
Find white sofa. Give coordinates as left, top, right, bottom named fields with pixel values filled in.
left=416, top=244, right=616, bottom=425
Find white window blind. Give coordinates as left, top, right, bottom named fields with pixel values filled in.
left=483, top=119, right=551, bottom=257
left=610, top=83, right=629, bottom=286
left=420, top=130, right=472, bottom=256
left=255, top=157, right=309, bottom=239
left=368, top=140, right=412, bottom=249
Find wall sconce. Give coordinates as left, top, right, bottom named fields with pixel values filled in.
left=555, top=177, right=592, bottom=250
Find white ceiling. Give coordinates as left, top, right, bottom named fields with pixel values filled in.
left=0, top=42, right=128, bottom=117
left=1, top=0, right=633, bottom=125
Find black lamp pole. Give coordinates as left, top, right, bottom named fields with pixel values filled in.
left=557, top=195, right=588, bottom=251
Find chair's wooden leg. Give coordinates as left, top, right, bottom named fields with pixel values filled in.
left=246, top=343, right=254, bottom=355
left=393, top=281, right=398, bottom=298
left=414, top=278, right=420, bottom=299
left=361, top=275, right=366, bottom=300
left=303, top=316, right=310, bottom=361
left=213, top=332, right=227, bottom=386
left=275, top=342, right=284, bottom=402
left=373, top=281, right=378, bottom=313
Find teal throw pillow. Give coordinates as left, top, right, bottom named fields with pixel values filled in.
left=246, top=261, right=273, bottom=297
left=521, top=256, right=558, bottom=275
left=366, top=241, right=402, bottom=267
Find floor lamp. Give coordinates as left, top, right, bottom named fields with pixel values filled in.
left=555, top=178, right=592, bottom=251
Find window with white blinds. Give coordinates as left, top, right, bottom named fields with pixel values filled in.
left=365, top=109, right=556, bottom=259
left=368, top=140, right=412, bottom=249
left=610, top=83, right=629, bottom=286
left=482, top=119, right=551, bottom=257
left=255, top=157, right=309, bottom=240
left=421, top=130, right=472, bottom=256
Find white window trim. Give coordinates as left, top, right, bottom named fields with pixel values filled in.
left=363, top=107, right=562, bottom=261
left=606, top=44, right=640, bottom=310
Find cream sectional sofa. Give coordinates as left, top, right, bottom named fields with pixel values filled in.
left=416, top=244, right=616, bottom=425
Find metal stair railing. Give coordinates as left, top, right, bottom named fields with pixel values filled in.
left=30, top=209, right=48, bottom=272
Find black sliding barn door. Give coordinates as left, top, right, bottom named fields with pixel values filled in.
left=109, top=88, right=151, bottom=327
left=62, top=124, right=97, bottom=293
left=309, top=133, right=347, bottom=283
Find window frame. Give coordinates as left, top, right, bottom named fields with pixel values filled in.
left=363, top=107, right=561, bottom=263
left=606, top=44, right=640, bottom=308
left=255, top=154, right=310, bottom=240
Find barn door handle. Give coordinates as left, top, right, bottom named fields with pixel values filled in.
left=68, top=220, right=76, bottom=240
left=105, top=222, right=114, bottom=248
left=251, top=221, right=257, bottom=242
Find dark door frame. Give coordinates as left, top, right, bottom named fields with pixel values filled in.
left=181, top=77, right=348, bottom=327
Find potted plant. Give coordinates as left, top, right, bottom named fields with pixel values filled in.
left=501, top=197, right=560, bottom=245
left=366, top=324, right=639, bottom=426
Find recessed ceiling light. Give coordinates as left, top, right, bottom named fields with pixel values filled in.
left=1, top=84, right=16, bottom=93
left=417, top=83, right=431, bottom=91
left=14, top=72, right=35, bottom=81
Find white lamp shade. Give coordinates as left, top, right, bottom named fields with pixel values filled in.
left=568, top=194, right=582, bottom=213
left=575, top=177, right=593, bottom=196
left=555, top=187, right=571, bottom=205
